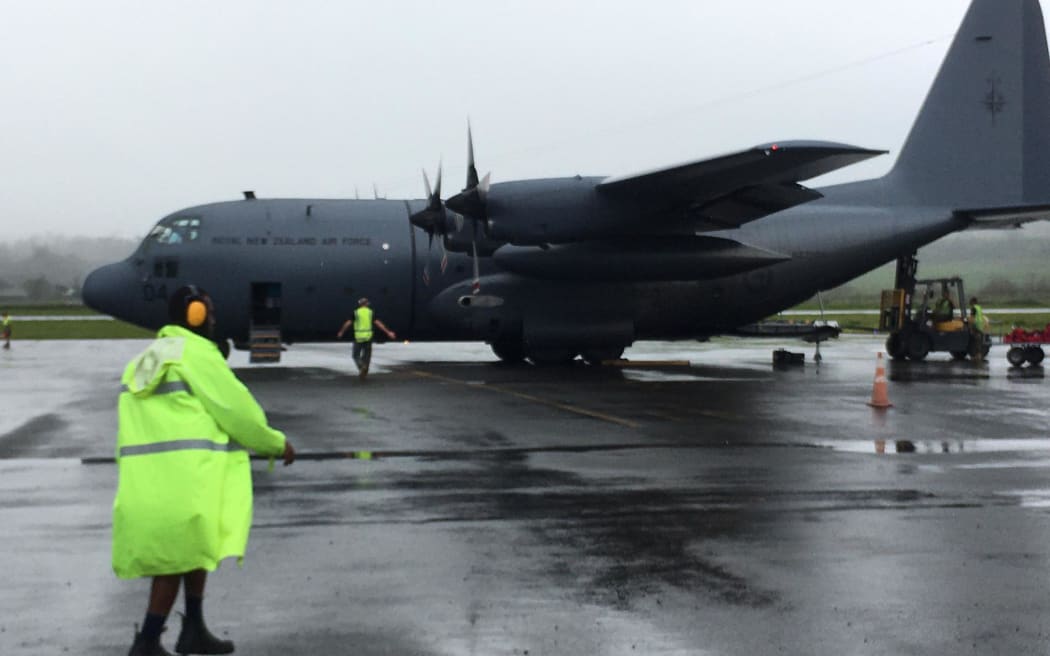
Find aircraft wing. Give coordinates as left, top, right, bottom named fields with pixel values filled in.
left=954, top=204, right=1050, bottom=229
left=596, top=140, right=886, bottom=229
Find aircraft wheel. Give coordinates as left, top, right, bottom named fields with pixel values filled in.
left=491, top=340, right=526, bottom=364
left=1007, top=347, right=1027, bottom=367
left=1026, top=347, right=1045, bottom=365
left=581, top=346, right=625, bottom=365
left=950, top=350, right=969, bottom=361
left=906, top=333, right=930, bottom=361
left=527, top=347, right=577, bottom=365
left=886, top=333, right=907, bottom=361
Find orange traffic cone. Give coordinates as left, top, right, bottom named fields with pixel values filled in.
left=867, top=351, right=892, bottom=408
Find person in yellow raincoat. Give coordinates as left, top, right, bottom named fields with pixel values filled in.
left=114, top=285, right=296, bottom=656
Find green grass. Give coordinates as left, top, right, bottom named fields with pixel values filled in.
left=2, top=303, right=98, bottom=316
left=793, top=298, right=1050, bottom=311
left=788, top=311, right=1050, bottom=335
left=12, top=319, right=153, bottom=340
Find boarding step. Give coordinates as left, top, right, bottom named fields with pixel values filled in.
left=249, top=325, right=282, bottom=363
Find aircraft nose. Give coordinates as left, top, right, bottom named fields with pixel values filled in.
left=82, top=261, right=136, bottom=319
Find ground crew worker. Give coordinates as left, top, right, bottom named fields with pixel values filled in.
left=932, top=289, right=955, bottom=322
left=337, top=297, right=396, bottom=379
left=969, top=296, right=989, bottom=362
left=114, top=285, right=296, bottom=656
left=2, top=311, right=10, bottom=349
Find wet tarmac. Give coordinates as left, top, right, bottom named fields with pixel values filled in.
left=2, top=336, right=1050, bottom=655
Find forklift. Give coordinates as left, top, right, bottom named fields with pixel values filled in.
left=879, top=254, right=991, bottom=361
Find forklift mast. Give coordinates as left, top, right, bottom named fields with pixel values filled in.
left=880, top=253, right=918, bottom=331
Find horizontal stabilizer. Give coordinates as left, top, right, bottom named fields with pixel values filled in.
left=597, top=141, right=886, bottom=229
left=954, top=203, right=1050, bottom=229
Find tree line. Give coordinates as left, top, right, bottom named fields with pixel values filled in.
left=0, top=236, right=137, bottom=301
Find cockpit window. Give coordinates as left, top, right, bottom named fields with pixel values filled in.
left=147, top=216, right=201, bottom=245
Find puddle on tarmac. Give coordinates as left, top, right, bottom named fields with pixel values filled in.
left=816, top=438, right=1050, bottom=455
left=622, top=370, right=767, bottom=383
left=999, top=490, right=1050, bottom=508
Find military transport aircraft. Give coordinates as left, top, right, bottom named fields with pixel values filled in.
left=84, top=0, right=1050, bottom=364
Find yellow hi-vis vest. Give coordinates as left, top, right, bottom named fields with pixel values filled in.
left=972, top=304, right=989, bottom=331
left=354, top=306, right=374, bottom=342
left=112, top=324, right=286, bottom=579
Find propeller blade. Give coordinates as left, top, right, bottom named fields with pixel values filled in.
left=471, top=239, right=481, bottom=295
left=422, top=168, right=432, bottom=199
left=466, top=121, right=479, bottom=190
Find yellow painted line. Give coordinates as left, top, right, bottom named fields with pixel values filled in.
left=410, top=370, right=640, bottom=429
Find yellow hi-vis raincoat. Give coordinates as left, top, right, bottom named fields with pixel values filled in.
left=112, top=324, right=286, bottom=579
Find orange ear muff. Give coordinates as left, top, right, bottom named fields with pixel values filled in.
left=186, top=299, right=208, bottom=327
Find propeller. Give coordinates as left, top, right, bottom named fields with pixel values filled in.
left=409, top=162, right=448, bottom=285
left=406, top=123, right=491, bottom=293
left=444, top=123, right=491, bottom=222
left=444, top=122, right=491, bottom=294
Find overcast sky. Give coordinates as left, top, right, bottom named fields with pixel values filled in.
left=0, top=0, right=1011, bottom=240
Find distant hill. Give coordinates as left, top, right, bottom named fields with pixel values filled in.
left=810, top=224, right=1050, bottom=307
left=0, top=236, right=138, bottom=300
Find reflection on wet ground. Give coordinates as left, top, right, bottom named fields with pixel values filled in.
left=821, top=439, right=1050, bottom=456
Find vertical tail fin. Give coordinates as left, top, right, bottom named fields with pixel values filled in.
left=888, top=0, right=1050, bottom=207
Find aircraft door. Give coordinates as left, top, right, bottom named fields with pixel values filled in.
left=249, top=282, right=282, bottom=362
left=251, top=282, right=282, bottom=325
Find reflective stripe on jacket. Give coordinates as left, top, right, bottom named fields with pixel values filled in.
left=354, top=306, right=374, bottom=342
left=112, top=324, right=286, bottom=579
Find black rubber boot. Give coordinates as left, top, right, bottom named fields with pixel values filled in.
left=173, top=613, right=234, bottom=655
left=128, top=630, right=174, bottom=656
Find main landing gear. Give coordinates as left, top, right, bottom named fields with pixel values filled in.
left=489, top=341, right=625, bottom=366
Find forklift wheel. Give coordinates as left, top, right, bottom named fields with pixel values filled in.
left=950, top=350, right=969, bottom=361
left=907, top=333, right=931, bottom=361
left=886, top=333, right=908, bottom=361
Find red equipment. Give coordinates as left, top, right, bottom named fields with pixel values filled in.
left=1003, top=323, right=1049, bottom=366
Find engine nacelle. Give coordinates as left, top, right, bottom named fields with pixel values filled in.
left=482, top=177, right=624, bottom=245
left=441, top=210, right=503, bottom=256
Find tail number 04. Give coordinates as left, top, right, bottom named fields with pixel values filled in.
left=142, top=283, right=169, bottom=302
